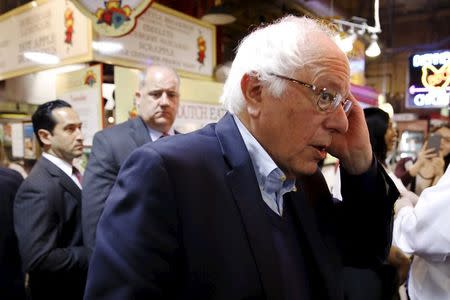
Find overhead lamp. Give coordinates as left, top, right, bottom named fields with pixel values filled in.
left=341, top=27, right=356, bottom=53
left=201, top=0, right=236, bottom=25
left=92, top=41, right=123, bottom=54
left=23, top=51, right=60, bottom=64
left=38, top=64, right=87, bottom=75
left=365, top=33, right=381, bottom=57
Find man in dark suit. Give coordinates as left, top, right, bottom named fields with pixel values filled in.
left=14, top=100, right=90, bottom=300
left=82, top=65, right=180, bottom=250
left=85, top=16, right=399, bottom=300
left=0, top=167, right=25, bottom=300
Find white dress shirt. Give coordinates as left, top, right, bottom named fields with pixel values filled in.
left=393, top=165, right=450, bottom=300
left=42, top=152, right=82, bottom=189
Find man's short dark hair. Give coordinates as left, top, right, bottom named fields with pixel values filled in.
left=32, top=100, right=72, bottom=146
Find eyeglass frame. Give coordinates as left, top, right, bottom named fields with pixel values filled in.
left=268, top=73, right=352, bottom=114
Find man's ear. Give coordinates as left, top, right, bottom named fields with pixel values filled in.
left=135, top=91, right=142, bottom=107
left=37, top=129, right=52, bottom=147
left=241, top=73, right=263, bottom=117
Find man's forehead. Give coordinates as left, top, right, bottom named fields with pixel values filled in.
left=144, top=75, right=178, bottom=89
left=52, top=107, right=80, bottom=124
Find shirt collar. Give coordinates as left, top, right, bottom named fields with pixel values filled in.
left=147, top=126, right=175, bottom=141
left=42, top=152, right=73, bottom=178
left=233, top=115, right=296, bottom=194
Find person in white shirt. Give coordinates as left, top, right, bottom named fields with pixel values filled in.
left=393, top=164, right=450, bottom=300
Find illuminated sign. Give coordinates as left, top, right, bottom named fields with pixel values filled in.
left=407, top=50, right=450, bottom=108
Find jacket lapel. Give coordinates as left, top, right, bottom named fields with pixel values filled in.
left=216, top=113, right=284, bottom=300
left=129, top=117, right=151, bottom=146
left=41, top=157, right=81, bottom=201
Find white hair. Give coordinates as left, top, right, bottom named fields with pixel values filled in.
left=220, top=16, right=338, bottom=114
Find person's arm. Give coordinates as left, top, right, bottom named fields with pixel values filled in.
left=325, top=96, right=399, bottom=266
left=396, top=146, right=437, bottom=185
left=338, top=158, right=399, bottom=267
left=84, top=146, right=178, bottom=299
left=430, top=156, right=445, bottom=185
left=82, top=132, right=118, bottom=249
left=14, top=183, right=90, bottom=273
left=393, top=166, right=450, bottom=260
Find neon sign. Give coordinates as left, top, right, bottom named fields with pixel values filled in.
left=408, top=50, right=450, bottom=108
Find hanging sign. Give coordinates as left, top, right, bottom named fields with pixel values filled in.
left=56, top=64, right=103, bottom=146
left=94, top=3, right=215, bottom=78
left=0, top=0, right=91, bottom=80
left=71, top=0, right=153, bottom=37
left=407, top=50, right=450, bottom=108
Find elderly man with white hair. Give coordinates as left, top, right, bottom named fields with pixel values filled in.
left=85, top=16, right=398, bottom=300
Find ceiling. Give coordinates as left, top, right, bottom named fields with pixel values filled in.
left=1, top=0, right=449, bottom=63
left=158, top=0, right=450, bottom=63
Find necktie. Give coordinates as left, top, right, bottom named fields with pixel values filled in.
left=159, top=132, right=170, bottom=139
left=72, top=166, right=83, bottom=185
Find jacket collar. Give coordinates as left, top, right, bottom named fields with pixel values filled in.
left=215, top=113, right=283, bottom=299
left=129, top=117, right=152, bottom=147
left=40, top=156, right=81, bottom=201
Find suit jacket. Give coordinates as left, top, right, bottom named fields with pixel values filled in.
left=82, top=117, right=152, bottom=249
left=0, top=167, right=25, bottom=300
left=85, top=113, right=398, bottom=300
left=14, top=157, right=90, bottom=300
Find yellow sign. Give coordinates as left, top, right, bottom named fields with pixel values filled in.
left=72, top=0, right=153, bottom=37
left=421, top=63, right=450, bottom=90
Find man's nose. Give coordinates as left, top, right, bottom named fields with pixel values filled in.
left=324, top=105, right=349, bottom=134
left=76, top=127, right=84, bottom=140
left=159, top=92, right=171, bottom=106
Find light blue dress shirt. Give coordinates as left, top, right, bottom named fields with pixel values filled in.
left=147, top=126, right=175, bottom=141
left=233, top=115, right=296, bottom=216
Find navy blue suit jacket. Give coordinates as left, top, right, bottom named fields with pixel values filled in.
left=0, top=167, right=25, bottom=299
left=85, top=113, right=398, bottom=300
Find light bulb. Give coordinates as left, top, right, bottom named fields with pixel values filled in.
left=23, top=52, right=60, bottom=64
left=365, top=34, right=381, bottom=57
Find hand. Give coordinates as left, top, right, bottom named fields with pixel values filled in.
left=408, top=143, right=437, bottom=176
left=328, top=94, right=372, bottom=175
left=387, top=245, right=411, bottom=285
left=394, top=196, right=414, bottom=215
left=400, top=190, right=419, bottom=206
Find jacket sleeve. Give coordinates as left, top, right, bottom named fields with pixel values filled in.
left=338, top=157, right=399, bottom=267
left=82, top=131, right=119, bottom=249
left=393, top=165, right=450, bottom=261
left=14, top=182, right=90, bottom=273
left=84, top=145, right=179, bottom=299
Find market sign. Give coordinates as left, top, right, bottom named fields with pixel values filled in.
left=407, top=50, right=450, bottom=108
left=0, top=0, right=91, bottom=80
left=71, top=0, right=154, bottom=37
left=56, top=64, right=103, bottom=146
left=93, top=3, right=216, bottom=78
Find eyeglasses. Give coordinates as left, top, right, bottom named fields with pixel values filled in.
left=269, top=73, right=352, bottom=114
